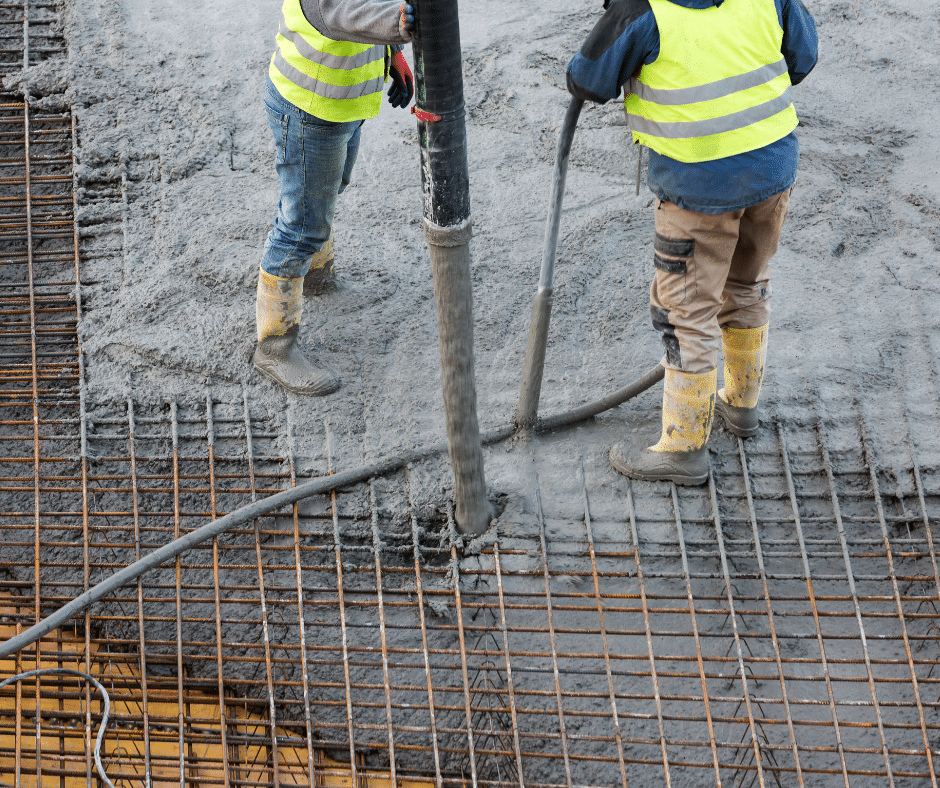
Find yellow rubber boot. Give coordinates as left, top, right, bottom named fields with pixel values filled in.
left=302, top=229, right=335, bottom=296
left=609, top=368, right=716, bottom=486
left=253, top=268, right=340, bottom=396
left=716, top=324, right=767, bottom=437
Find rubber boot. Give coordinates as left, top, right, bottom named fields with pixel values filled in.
left=715, top=324, right=767, bottom=438
left=253, top=268, right=340, bottom=396
left=609, top=368, right=716, bottom=486
left=302, top=230, right=335, bottom=296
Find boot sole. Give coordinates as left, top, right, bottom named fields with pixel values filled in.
left=609, top=450, right=709, bottom=486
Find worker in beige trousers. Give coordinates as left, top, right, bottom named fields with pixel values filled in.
left=566, top=0, right=818, bottom=485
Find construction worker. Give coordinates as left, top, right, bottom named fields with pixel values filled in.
left=254, top=1, right=416, bottom=395
left=566, top=0, right=818, bottom=484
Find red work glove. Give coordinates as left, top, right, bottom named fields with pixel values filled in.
left=388, top=50, right=414, bottom=109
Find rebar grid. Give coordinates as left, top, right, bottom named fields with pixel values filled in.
left=1, top=108, right=939, bottom=788
left=0, top=4, right=65, bottom=115
left=3, top=6, right=940, bottom=787
left=3, top=389, right=940, bottom=786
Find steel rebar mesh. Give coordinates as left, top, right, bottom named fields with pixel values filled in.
left=3, top=3, right=940, bottom=786
left=0, top=2, right=64, bottom=82
left=2, top=237, right=939, bottom=779
left=3, top=374, right=940, bottom=786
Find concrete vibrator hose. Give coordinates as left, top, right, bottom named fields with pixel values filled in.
left=517, top=97, right=665, bottom=427
left=0, top=102, right=664, bottom=662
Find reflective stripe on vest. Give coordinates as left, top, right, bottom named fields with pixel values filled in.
left=269, top=0, right=386, bottom=123
left=624, top=0, right=798, bottom=163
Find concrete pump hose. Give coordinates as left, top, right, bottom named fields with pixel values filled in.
left=0, top=363, right=663, bottom=661
left=536, top=363, right=665, bottom=432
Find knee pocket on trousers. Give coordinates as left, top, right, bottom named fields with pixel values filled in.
left=653, top=268, right=693, bottom=306
left=653, top=232, right=695, bottom=305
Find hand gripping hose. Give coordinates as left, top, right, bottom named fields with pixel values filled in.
left=0, top=98, right=664, bottom=662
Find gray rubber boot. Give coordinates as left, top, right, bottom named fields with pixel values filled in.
left=253, top=325, right=340, bottom=396
left=609, top=442, right=709, bottom=486
left=715, top=394, right=759, bottom=438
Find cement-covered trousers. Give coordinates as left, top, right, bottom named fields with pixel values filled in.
left=650, top=188, right=791, bottom=374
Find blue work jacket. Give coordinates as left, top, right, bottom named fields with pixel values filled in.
left=566, top=0, right=819, bottom=213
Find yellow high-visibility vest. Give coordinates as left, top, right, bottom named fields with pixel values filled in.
left=269, top=0, right=387, bottom=123
left=624, top=0, right=799, bottom=163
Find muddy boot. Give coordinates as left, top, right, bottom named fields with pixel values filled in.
left=715, top=324, right=767, bottom=438
left=253, top=268, right=340, bottom=396
left=609, top=368, right=716, bottom=486
left=302, top=230, right=336, bottom=296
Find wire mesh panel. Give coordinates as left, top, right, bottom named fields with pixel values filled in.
left=4, top=389, right=940, bottom=786
left=2, top=2, right=940, bottom=786
left=1, top=1, right=66, bottom=80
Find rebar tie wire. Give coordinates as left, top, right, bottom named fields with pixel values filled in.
left=0, top=668, right=115, bottom=788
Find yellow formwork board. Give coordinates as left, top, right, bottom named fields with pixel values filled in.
left=0, top=607, right=434, bottom=788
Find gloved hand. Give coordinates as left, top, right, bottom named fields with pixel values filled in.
left=388, top=50, right=414, bottom=109
left=399, top=3, right=414, bottom=36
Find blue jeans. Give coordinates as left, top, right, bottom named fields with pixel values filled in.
left=260, top=77, right=364, bottom=278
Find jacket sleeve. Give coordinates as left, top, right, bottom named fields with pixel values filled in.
left=301, top=0, right=411, bottom=46
left=779, top=0, right=818, bottom=85
left=566, top=0, right=659, bottom=104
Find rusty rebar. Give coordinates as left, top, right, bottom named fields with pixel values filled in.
left=2, top=80, right=940, bottom=787
left=671, top=483, right=723, bottom=785
left=579, top=461, right=629, bottom=788
left=534, top=477, right=574, bottom=788
left=817, top=418, right=895, bottom=786
left=208, top=393, right=234, bottom=788
left=246, top=389, right=281, bottom=787
left=708, top=470, right=767, bottom=788
left=287, top=416, right=318, bottom=788
left=735, top=435, right=804, bottom=786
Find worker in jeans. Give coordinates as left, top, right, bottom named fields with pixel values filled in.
left=566, top=0, right=818, bottom=485
left=254, top=1, right=415, bottom=395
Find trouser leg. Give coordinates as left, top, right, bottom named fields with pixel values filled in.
left=714, top=188, right=790, bottom=429
left=302, top=120, right=364, bottom=294
left=649, top=198, right=742, bottom=374
left=718, top=187, right=790, bottom=329
left=260, top=89, right=364, bottom=280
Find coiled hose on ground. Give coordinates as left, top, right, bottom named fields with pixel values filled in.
left=0, top=97, right=662, bottom=661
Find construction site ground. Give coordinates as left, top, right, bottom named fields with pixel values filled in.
left=1, top=0, right=939, bottom=785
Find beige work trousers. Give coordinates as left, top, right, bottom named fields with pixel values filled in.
left=649, top=188, right=791, bottom=374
